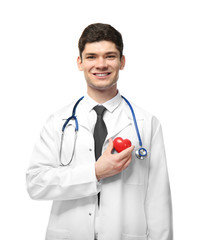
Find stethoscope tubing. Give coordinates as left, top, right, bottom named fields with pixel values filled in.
left=121, top=96, right=143, bottom=147
left=59, top=96, right=147, bottom=166
left=62, top=96, right=84, bottom=132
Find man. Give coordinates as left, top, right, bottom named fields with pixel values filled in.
left=26, top=23, right=173, bottom=240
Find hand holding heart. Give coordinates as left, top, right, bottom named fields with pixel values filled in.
left=113, top=137, right=132, bottom=153
left=95, top=138, right=134, bottom=180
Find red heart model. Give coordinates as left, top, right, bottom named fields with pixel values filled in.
left=113, top=137, right=132, bottom=153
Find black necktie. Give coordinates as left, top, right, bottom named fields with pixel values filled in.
left=93, top=105, right=108, bottom=160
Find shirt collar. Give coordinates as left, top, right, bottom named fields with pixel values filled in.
left=83, top=91, right=122, bottom=113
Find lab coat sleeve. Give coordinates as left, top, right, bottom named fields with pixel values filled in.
left=26, top=114, right=101, bottom=201
left=145, top=118, right=173, bottom=240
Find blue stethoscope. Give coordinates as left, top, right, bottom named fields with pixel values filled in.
left=59, top=96, right=148, bottom=166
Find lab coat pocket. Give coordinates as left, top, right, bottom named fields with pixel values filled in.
left=46, top=229, right=71, bottom=240
left=123, top=153, right=146, bottom=185
left=122, top=233, right=148, bottom=240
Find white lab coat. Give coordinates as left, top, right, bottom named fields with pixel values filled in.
left=26, top=98, right=173, bottom=240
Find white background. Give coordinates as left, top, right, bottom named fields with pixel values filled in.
left=0, top=0, right=203, bottom=239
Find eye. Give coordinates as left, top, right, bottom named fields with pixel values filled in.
left=86, top=55, right=96, bottom=59
left=107, top=55, right=116, bottom=59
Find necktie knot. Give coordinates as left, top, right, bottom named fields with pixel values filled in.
left=93, top=105, right=106, bottom=116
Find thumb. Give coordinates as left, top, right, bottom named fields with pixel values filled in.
left=105, top=138, right=114, bottom=154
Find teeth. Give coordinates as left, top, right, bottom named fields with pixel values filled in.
left=95, top=73, right=109, bottom=77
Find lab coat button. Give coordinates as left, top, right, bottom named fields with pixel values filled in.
left=89, top=213, right=92, bottom=216
left=89, top=149, right=92, bottom=151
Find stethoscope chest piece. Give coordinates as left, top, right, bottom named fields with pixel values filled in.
left=135, top=147, right=148, bottom=160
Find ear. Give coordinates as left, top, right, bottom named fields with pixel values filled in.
left=77, top=56, right=83, bottom=71
left=120, top=55, right=126, bottom=70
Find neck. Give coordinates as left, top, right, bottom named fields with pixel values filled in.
left=87, top=86, right=118, bottom=104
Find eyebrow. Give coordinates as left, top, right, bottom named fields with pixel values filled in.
left=84, top=51, right=118, bottom=56
left=105, top=51, right=118, bottom=55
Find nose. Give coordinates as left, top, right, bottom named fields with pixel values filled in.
left=95, top=57, right=108, bottom=70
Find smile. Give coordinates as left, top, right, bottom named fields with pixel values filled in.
left=93, top=73, right=111, bottom=77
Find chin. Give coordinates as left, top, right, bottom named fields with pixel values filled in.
left=90, top=82, right=117, bottom=91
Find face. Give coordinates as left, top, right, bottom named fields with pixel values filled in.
left=77, top=41, right=125, bottom=92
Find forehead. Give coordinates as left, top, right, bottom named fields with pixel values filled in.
left=83, top=41, right=118, bottom=54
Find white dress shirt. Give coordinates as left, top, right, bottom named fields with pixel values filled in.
left=81, top=91, right=123, bottom=134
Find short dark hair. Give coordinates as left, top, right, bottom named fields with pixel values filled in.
left=78, top=23, right=123, bottom=59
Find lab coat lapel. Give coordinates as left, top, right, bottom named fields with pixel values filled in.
left=106, top=105, right=144, bottom=145
left=76, top=106, right=91, bottom=131
left=106, top=108, right=132, bottom=139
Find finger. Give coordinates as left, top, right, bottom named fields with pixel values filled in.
left=121, top=150, right=133, bottom=163
left=116, top=153, right=132, bottom=172
left=118, top=145, right=134, bottom=158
